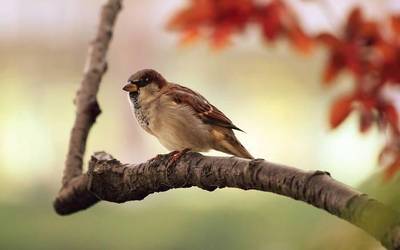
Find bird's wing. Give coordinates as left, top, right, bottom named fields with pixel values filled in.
left=164, top=84, right=244, bottom=132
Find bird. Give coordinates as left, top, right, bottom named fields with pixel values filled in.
left=122, top=69, right=253, bottom=159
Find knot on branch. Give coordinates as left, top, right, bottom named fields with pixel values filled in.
left=85, top=99, right=102, bottom=120
left=87, top=152, right=132, bottom=203
left=344, top=194, right=400, bottom=249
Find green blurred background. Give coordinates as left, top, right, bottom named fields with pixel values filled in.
left=1, top=0, right=399, bottom=249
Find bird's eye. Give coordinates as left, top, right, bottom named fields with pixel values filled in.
left=138, top=77, right=150, bottom=86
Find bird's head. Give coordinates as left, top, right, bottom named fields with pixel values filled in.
left=123, top=69, right=166, bottom=97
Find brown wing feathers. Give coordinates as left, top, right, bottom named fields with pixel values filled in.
left=166, top=84, right=244, bottom=132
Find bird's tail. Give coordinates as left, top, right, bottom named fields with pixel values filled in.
left=215, top=134, right=254, bottom=159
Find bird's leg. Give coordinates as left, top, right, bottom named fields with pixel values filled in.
left=167, top=148, right=191, bottom=166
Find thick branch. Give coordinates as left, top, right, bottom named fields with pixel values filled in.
left=55, top=0, right=122, bottom=212
left=56, top=151, right=400, bottom=250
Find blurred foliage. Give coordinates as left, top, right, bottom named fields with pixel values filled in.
left=169, top=0, right=400, bottom=179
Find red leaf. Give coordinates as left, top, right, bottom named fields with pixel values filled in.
left=323, top=51, right=345, bottom=84
left=359, top=21, right=380, bottom=45
left=384, top=104, right=399, bottom=134
left=288, top=26, right=313, bottom=54
left=179, top=28, right=200, bottom=46
left=391, top=16, right=400, bottom=35
left=384, top=156, right=400, bottom=180
left=211, top=24, right=234, bottom=49
left=342, top=43, right=362, bottom=77
left=316, top=33, right=340, bottom=47
left=359, top=109, right=374, bottom=133
left=376, top=41, right=396, bottom=64
left=346, top=8, right=363, bottom=40
left=379, top=145, right=394, bottom=166
left=380, top=143, right=400, bottom=180
left=167, top=0, right=213, bottom=31
left=330, top=95, right=354, bottom=128
left=257, top=4, right=282, bottom=41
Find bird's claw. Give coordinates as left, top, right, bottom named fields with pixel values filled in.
left=167, top=148, right=191, bottom=166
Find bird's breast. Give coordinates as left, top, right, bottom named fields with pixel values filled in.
left=128, top=93, right=212, bottom=152
left=128, top=93, right=151, bottom=133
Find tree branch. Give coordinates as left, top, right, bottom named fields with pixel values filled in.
left=55, top=151, right=400, bottom=250
left=54, top=0, right=122, bottom=212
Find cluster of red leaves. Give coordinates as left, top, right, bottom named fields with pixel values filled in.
left=168, top=0, right=312, bottom=52
left=322, top=10, right=400, bottom=179
left=169, top=0, right=400, bottom=179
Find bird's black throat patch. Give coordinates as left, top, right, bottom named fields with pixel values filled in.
left=128, top=91, right=150, bottom=128
left=129, top=91, right=140, bottom=109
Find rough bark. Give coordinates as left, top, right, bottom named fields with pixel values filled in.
left=55, top=151, right=400, bottom=249
left=54, top=0, right=122, bottom=212
left=54, top=0, right=400, bottom=249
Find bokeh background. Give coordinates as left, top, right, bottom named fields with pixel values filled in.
left=1, top=0, right=399, bottom=249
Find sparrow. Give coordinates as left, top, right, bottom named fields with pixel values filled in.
left=122, top=69, right=253, bottom=159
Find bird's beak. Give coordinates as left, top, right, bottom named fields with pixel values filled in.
left=122, top=83, right=138, bottom=92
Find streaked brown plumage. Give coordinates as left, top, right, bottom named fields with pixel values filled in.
left=123, top=69, right=253, bottom=159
